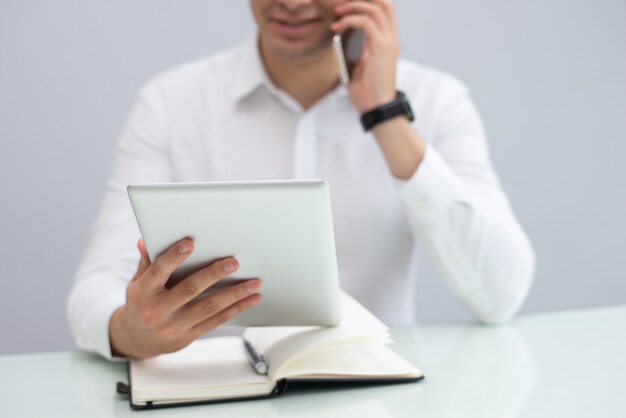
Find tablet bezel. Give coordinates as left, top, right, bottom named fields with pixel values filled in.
left=127, top=180, right=342, bottom=327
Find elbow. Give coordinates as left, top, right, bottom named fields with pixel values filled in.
left=475, top=307, right=518, bottom=326
left=65, top=282, right=83, bottom=348
left=65, top=275, right=99, bottom=352
left=473, top=240, right=537, bottom=326
left=473, top=300, right=521, bottom=325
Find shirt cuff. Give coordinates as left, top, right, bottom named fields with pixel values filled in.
left=395, top=145, right=467, bottom=227
left=90, top=298, right=126, bottom=362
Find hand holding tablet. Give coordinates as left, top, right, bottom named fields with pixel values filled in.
left=112, top=180, right=342, bottom=358
left=109, top=238, right=261, bottom=359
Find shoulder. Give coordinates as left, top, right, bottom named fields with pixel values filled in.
left=396, top=59, right=479, bottom=143
left=397, top=59, right=470, bottom=109
left=135, top=42, right=245, bottom=105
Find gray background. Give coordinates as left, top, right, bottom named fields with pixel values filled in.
left=1, top=0, right=624, bottom=354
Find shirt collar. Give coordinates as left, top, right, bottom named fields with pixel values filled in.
left=230, top=35, right=350, bottom=105
left=231, top=36, right=271, bottom=102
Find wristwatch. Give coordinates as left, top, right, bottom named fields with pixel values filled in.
left=360, top=90, right=415, bottom=131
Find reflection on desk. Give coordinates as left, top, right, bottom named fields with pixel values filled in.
left=0, top=305, right=624, bottom=418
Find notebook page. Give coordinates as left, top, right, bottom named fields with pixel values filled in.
left=131, top=336, right=273, bottom=402
left=243, top=292, right=389, bottom=380
left=278, top=343, right=422, bottom=379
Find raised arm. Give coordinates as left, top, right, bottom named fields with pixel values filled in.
left=332, top=0, right=535, bottom=322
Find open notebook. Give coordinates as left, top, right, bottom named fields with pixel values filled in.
left=120, top=293, right=423, bottom=409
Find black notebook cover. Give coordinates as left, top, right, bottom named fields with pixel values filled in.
left=118, top=364, right=423, bottom=410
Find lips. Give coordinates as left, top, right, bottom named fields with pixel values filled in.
left=269, top=16, right=323, bottom=37
left=273, top=17, right=321, bottom=26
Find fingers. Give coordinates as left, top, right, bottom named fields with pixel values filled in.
left=364, top=0, right=396, bottom=25
left=137, top=239, right=194, bottom=290
left=332, top=0, right=397, bottom=35
left=189, top=294, right=262, bottom=339
left=165, top=257, right=240, bottom=309
left=334, top=1, right=389, bottom=32
left=183, top=279, right=261, bottom=328
left=332, top=12, right=380, bottom=41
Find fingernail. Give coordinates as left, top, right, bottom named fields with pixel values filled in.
left=249, top=294, right=261, bottom=306
left=178, top=241, right=191, bottom=254
left=246, top=280, right=260, bottom=293
left=224, top=259, right=238, bottom=272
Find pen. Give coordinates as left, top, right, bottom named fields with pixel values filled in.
left=243, top=338, right=268, bottom=375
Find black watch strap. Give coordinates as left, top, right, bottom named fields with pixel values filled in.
left=360, top=90, right=415, bottom=131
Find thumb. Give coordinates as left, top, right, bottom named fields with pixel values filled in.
left=133, top=239, right=150, bottom=279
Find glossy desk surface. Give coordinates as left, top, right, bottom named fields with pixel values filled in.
left=1, top=305, right=624, bottom=417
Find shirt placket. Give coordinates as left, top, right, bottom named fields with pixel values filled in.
left=293, top=110, right=318, bottom=179
left=261, top=83, right=319, bottom=179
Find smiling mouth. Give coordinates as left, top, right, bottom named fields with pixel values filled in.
left=271, top=17, right=322, bottom=27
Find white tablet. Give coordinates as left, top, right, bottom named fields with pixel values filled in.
left=127, top=180, right=341, bottom=327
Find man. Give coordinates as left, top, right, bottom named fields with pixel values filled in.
left=67, top=0, right=535, bottom=360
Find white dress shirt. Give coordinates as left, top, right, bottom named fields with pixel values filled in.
left=67, top=37, right=535, bottom=359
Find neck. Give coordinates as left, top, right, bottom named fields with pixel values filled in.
left=259, top=39, right=339, bottom=110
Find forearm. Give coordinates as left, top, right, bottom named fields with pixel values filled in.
left=397, top=146, right=536, bottom=323
left=371, top=114, right=535, bottom=321
left=371, top=116, right=426, bottom=180
left=67, top=79, right=179, bottom=359
left=417, top=192, right=535, bottom=323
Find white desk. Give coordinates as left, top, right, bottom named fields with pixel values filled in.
left=1, top=306, right=625, bottom=417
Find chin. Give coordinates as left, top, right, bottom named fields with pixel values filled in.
left=262, top=33, right=333, bottom=61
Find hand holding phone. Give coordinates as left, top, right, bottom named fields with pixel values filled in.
left=330, top=0, right=399, bottom=112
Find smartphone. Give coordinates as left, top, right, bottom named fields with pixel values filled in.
left=332, top=29, right=365, bottom=84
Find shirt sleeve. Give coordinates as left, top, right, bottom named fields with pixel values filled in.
left=66, top=81, right=174, bottom=359
left=396, top=78, right=536, bottom=324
